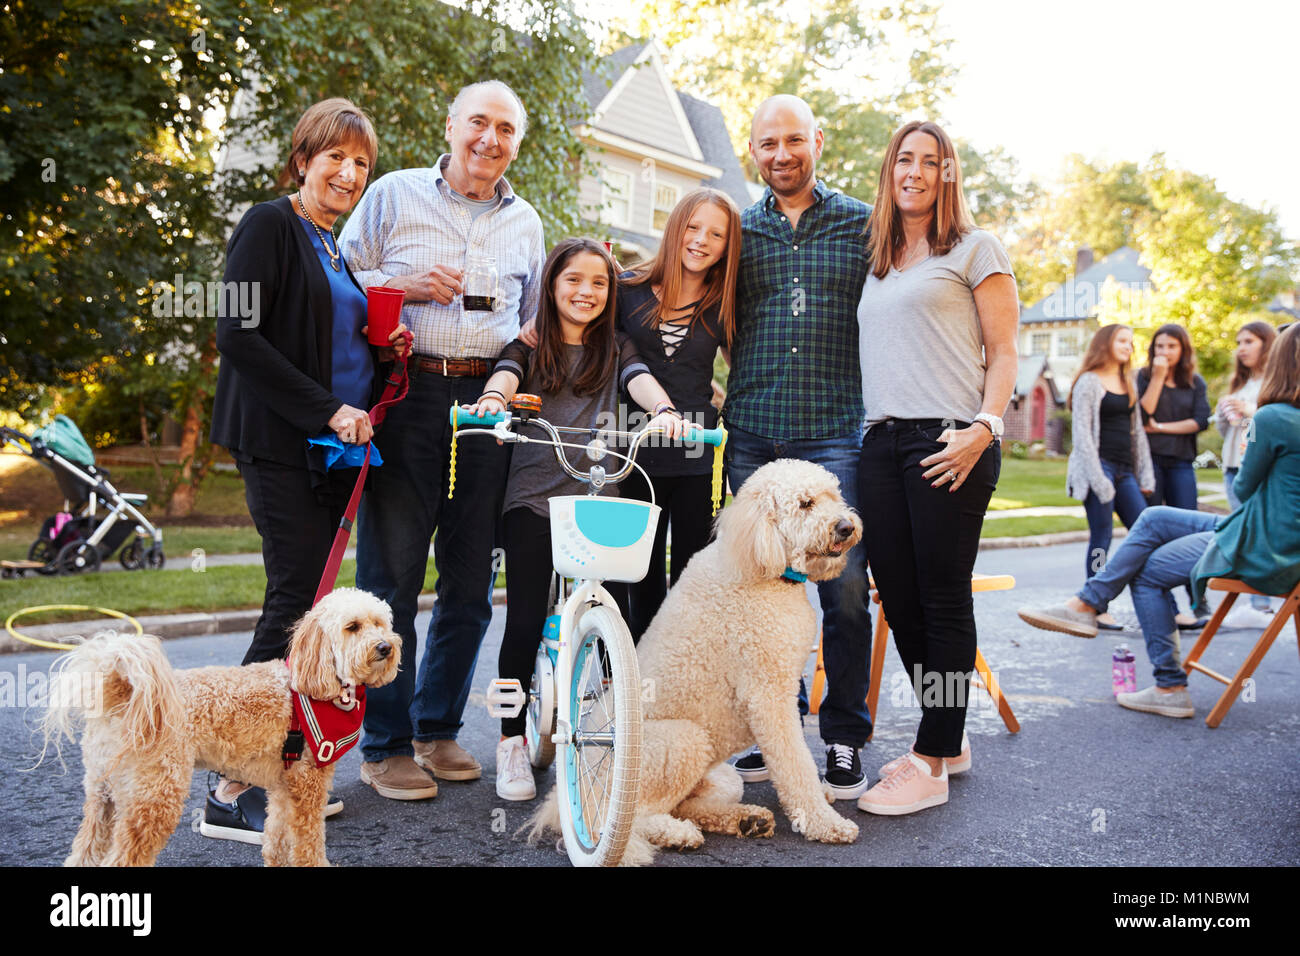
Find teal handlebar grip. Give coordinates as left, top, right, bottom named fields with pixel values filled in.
left=450, top=406, right=508, bottom=428
left=683, top=425, right=726, bottom=447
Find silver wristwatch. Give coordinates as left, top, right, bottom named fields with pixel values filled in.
left=973, top=413, right=1004, bottom=440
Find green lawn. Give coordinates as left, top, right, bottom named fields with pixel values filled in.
left=981, top=516, right=1090, bottom=538
left=0, top=560, right=443, bottom=626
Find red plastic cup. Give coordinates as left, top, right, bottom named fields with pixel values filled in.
left=366, top=286, right=405, bottom=346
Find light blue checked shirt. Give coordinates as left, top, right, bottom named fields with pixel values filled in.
left=338, top=154, right=545, bottom=360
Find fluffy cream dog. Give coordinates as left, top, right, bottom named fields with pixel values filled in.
left=42, top=588, right=400, bottom=867
left=533, top=459, right=863, bottom=864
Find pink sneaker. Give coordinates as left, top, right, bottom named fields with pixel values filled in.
left=857, top=753, right=948, bottom=816
left=878, top=732, right=970, bottom=779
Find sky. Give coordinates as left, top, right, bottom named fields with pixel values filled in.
left=935, top=0, right=1300, bottom=236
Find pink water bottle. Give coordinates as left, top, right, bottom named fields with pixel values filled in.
left=1111, top=644, right=1136, bottom=695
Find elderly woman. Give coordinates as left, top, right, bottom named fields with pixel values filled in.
left=207, top=97, right=409, bottom=841
left=854, top=120, right=1019, bottom=816
left=1019, top=324, right=1300, bottom=718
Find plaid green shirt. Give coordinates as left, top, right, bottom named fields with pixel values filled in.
left=725, top=181, right=871, bottom=439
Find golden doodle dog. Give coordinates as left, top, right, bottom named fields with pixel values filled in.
left=42, top=588, right=400, bottom=867
left=533, top=459, right=863, bottom=864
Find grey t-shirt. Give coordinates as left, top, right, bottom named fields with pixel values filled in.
left=857, top=229, right=1014, bottom=425
left=496, top=336, right=650, bottom=519
left=446, top=187, right=501, bottom=222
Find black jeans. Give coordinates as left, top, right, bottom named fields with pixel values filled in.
left=616, top=469, right=715, bottom=642
left=857, top=420, right=1000, bottom=758
left=238, top=458, right=357, bottom=665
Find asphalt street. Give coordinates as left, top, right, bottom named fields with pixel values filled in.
left=2, top=541, right=1297, bottom=868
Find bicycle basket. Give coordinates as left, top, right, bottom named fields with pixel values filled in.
left=548, top=496, right=661, bottom=583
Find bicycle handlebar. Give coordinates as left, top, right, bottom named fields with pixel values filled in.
left=449, top=405, right=726, bottom=485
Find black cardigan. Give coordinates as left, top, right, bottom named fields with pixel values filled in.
left=210, top=196, right=386, bottom=469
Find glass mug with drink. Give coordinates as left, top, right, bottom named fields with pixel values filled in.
left=464, top=254, right=499, bottom=312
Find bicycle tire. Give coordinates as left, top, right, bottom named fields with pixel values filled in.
left=525, top=646, right=556, bottom=769
left=555, top=604, right=641, bottom=867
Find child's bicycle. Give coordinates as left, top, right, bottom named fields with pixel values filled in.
left=449, top=396, right=725, bottom=867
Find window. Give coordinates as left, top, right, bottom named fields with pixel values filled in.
left=652, top=182, right=679, bottom=233
left=1056, top=330, right=1081, bottom=357
left=1030, top=332, right=1051, bottom=356
left=601, top=169, right=632, bottom=228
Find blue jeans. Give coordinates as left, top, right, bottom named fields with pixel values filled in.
left=724, top=424, right=872, bottom=747
left=357, top=370, right=509, bottom=761
left=1078, top=506, right=1217, bottom=688
left=1150, top=455, right=1198, bottom=510
left=1223, top=468, right=1271, bottom=610
left=1082, top=459, right=1147, bottom=580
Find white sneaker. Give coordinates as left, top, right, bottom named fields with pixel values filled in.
left=1221, top=604, right=1274, bottom=631
left=495, top=735, right=536, bottom=801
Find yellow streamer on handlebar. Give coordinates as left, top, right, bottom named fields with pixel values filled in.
left=710, top=425, right=727, bottom=517
left=447, top=410, right=459, bottom=500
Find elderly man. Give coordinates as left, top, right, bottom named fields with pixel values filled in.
left=724, top=94, right=874, bottom=799
left=339, top=80, right=545, bottom=799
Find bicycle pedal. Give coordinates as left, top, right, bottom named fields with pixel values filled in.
left=486, top=678, right=525, bottom=718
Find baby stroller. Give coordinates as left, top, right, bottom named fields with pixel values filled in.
left=0, top=415, right=165, bottom=578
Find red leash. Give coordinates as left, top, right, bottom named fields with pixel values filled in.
left=312, top=335, right=413, bottom=606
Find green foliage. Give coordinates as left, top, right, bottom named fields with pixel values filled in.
left=1011, top=154, right=1296, bottom=377
left=0, top=0, right=254, bottom=403
left=616, top=0, right=1026, bottom=225
left=218, top=0, right=598, bottom=244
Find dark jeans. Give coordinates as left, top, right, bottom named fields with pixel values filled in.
left=724, top=423, right=872, bottom=747
left=1150, top=454, right=1199, bottom=510
left=617, top=469, right=715, bottom=641
left=238, top=458, right=356, bottom=665
left=1082, top=458, right=1147, bottom=581
left=357, top=370, right=509, bottom=761
left=858, top=420, right=1000, bottom=759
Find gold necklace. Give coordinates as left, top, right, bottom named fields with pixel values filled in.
left=296, top=193, right=341, bottom=272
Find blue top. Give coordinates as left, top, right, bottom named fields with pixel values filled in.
left=298, top=217, right=372, bottom=410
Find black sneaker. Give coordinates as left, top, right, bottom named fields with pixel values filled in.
left=199, top=786, right=342, bottom=845
left=823, top=743, right=867, bottom=800
left=733, top=748, right=769, bottom=783
left=200, top=785, right=268, bottom=845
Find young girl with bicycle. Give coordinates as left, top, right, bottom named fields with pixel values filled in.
left=466, top=237, right=685, bottom=800
left=616, top=188, right=740, bottom=640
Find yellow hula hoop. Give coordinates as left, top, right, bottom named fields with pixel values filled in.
left=5, top=605, right=144, bottom=652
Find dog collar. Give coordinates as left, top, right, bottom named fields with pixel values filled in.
left=782, top=567, right=808, bottom=583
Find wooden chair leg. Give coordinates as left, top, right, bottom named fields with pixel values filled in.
left=974, top=648, right=1020, bottom=734
left=866, top=605, right=889, bottom=741
left=1183, top=592, right=1238, bottom=676
left=809, top=629, right=825, bottom=716
left=1205, top=609, right=1295, bottom=728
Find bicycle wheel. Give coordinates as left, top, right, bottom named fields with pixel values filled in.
left=555, top=604, right=641, bottom=867
left=525, top=645, right=556, bottom=769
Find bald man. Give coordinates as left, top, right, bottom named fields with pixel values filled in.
left=724, top=95, right=874, bottom=799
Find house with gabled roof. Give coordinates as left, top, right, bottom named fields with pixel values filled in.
left=1012, top=245, right=1154, bottom=451
left=576, top=40, right=753, bottom=262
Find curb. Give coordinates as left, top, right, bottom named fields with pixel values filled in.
left=978, top=528, right=1126, bottom=551
left=1, top=589, right=508, bottom=656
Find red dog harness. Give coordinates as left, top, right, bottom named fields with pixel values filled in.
left=282, top=336, right=411, bottom=770
left=283, top=678, right=366, bottom=768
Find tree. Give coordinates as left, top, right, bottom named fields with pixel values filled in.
left=3, top=0, right=601, bottom=515
left=1012, top=154, right=1296, bottom=383
left=611, top=0, right=1025, bottom=228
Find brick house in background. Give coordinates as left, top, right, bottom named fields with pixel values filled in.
left=577, top=40, right=752, bottom=262
left=1012, top=245, right=1153, bottom=452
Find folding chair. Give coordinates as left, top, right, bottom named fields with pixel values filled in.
left=1181, top=577, right=1300, bottom=728
left=808, top=573, right=1021, bottom=735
